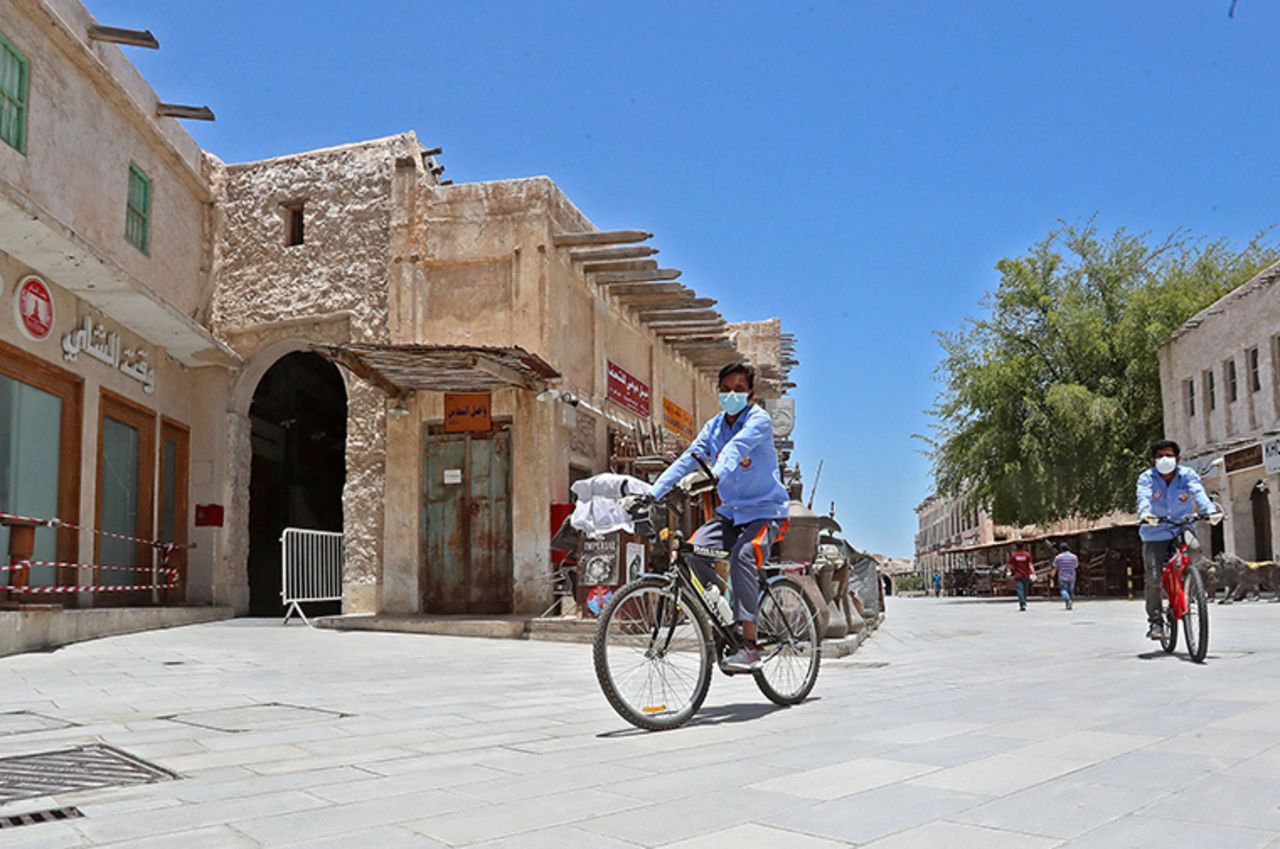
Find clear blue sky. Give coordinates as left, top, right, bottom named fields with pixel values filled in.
left=91, top=0, right=1275, bottom=557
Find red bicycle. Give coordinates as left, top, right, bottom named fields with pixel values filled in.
left=1151, top=515, right=1214, bottom=663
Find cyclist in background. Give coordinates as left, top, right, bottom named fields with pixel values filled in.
left=1137, top=440, right=1221, bottom=641
left=649, top=362, right=790, bottom=672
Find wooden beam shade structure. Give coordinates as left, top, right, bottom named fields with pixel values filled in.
left=569, top=245, right=660, bottom=262
left=606, top=283, right=690, bottom=298
left=553, top=229, right=652, bottom=247
left=635, top=308, right=721, bottom=322
left=595, top=268, right=682, bottom=285
left=156, top=103, right=216, bottom=121
left=581, top=259, right=659, bottom=274
left=87, top=24, right=159, bottom=49
left=634, top=297, right=716, bottom=313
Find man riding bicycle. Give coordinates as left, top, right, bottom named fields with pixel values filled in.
left=1136, top=439, right=1221, bottom=641
left=648, top=362, right=790, bottom=672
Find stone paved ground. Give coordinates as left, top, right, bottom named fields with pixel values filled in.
left=2, top=596, right=1280, bottom=848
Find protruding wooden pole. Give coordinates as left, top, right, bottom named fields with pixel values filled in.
left=570, top=246, right=659, bottom=262
left=553, top=229, right=652, bottom=247
left=595, top=269, right=682, bottom=285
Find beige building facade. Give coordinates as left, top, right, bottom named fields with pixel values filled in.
left=913, top=492, right=992, bottom=578
left=1, top=0, right=795, bottom=624
left=1159, top=260, right=1280, bottom=562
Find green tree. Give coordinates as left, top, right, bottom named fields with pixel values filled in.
left=925, top=221, right=1279, bottom=526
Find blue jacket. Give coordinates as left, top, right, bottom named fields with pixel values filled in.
left=1136, top=465, right=1216, bottom=541
left=651, top=404, right=790, bottom=525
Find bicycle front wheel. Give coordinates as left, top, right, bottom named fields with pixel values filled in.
left=1160, top=580, right=1178, bottom=654
left=753, top=576, right=821, bottom=706
left=1183, top=567, right=1209, bottom=663
left=593, top=577, right=713, bottom=731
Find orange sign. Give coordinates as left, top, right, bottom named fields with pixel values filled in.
left=444, top=392, right=492, bottom=433
left=662, top=397, right=695, bottom=440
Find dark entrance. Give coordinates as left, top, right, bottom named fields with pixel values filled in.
left=422, top=423, right=513, bottom=613
left=1251, top=481, right=1273, bottom=562
left=247, top=353, right=347, bottom=616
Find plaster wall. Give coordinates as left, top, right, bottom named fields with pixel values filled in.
left=0, top=0, right=210, bottom=319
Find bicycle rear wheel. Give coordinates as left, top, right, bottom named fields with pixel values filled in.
left=1183, top=566, right=1209, bottom=663
left=753, top=576, right=821, bottom=706
left=593, top=577, right=713, bottom=731
left=1160, top=580, right=1178, bottom=654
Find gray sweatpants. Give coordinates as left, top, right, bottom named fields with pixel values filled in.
left=1143, top=540, right=1175, bottom=624
left=686, top=516, right=787, bottom=623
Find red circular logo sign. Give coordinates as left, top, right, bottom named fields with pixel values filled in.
left=13, top=275, right=55, bottom=341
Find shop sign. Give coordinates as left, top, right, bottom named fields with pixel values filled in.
left=1189, top=452, right=1224, bottom=481
left=607, top=360, right=651, bottom=417
left=13, top=275, right=55, bottom=342
left=579, top=534, right=621, bottom=586
left=662, top=396, right=695, bottom=440
left=1264, top=438, right=1280, bottom=475
left=61, top=314, right=156, bottom=394
left=1224, top=443, right=1263, bottom=474
left=444, top=392, right=492, bottom=433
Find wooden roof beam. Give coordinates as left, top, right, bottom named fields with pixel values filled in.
left=634, top=297, right=716, bottom=313
left=570, top=246, right=660, bottom=262
left=595, top=269, right=682, bottom=285
left=553, top=229, right=652, bottom=247
left=87, top=24, right=159, bottom=49
left=607, top=283, right=690, bottom=298
left=636, top=309, right=721, bottom=322
left=156, top=103, right=215, bottom=121
left=581, top=259, right=658, bottom=274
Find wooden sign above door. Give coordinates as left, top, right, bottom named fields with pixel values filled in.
left=444, top=392, right=493, bottom=433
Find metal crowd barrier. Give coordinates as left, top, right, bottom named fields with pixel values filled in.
left=281, top=528, right=344, bottom=626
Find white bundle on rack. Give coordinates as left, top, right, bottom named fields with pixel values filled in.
left=569, top=473, right=652, bottom=539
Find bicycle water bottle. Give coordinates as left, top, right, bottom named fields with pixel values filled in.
left=705, top=585, right=733, bottom=624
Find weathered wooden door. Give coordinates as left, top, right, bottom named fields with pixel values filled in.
left=423, top=425, right=512, bottom=613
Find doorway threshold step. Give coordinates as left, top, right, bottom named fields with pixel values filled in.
left=313, top=614, right=533, bottom=640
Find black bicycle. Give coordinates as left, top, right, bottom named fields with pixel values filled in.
left=592, top=465, right=821, bottom=731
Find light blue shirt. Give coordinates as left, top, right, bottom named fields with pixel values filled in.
left=1136, top=465, right=1215, bottom=542
left=651, top=404, right=790, bottom=525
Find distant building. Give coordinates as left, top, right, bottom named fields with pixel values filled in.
left=1159, top=260, right=1280, bottom=561
left=913, top=491, right=993, bottom=578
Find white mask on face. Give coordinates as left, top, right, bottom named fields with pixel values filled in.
left=1155, top=456, right=1177, bottom=475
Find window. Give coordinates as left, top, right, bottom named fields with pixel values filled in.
left=1206, top=370, right=1216, bottom=411
left=1227, top=359, right=1238, bottom=403
left=1249, top=346, right=1261, bottom=393
left=96, top=391, right=155, bottom=604
left=284, top=201, right=305, bottom=246
left=0, top=32, right=28, bottom=153
left=1184, top=378, right=1195, bottom=417
left=124, top=163, right=152, bottom=254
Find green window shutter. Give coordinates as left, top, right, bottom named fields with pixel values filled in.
left=0, top=31, right=29, bottom=154
left=125, top=163, right=151, bottom=254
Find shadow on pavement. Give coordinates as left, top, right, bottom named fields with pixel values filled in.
left=595, top=699, right=814, bottom=737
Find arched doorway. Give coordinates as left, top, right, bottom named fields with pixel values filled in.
left=1251, top=481, right=1272, bottom=562
left=247, top=352, right=347, bottom=616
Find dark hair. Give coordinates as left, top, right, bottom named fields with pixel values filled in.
left=717, top=362, right=755, bottom=391
left=1015, top=541, right=1028, bottom=550
left=1150, top=439, right=1181, bottom=458
left=1056, top=542, right=1069, bottom=553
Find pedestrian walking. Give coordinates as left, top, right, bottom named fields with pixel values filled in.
left=932, top=572, right=942, bottom=597
left=1053, top=542, right=1078, bottom=610
left=1007, top=542, right=1034, bottom=611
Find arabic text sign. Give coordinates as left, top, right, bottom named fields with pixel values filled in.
left=444, top=392, right=492, bottom=433
left=662, top=397, right=694, bottom=440
left=607, top=360, right=651, bottom=417
left=62, top=313, right=156, bottom=394
left=14, top=275, right=55, bottom=342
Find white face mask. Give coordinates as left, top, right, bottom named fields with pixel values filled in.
left=1155, top=456, right=1177, bottom=475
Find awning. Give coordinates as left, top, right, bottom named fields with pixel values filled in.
left=939, top=519, right=1140, bottom=555
left=319, top=343, right=560, bottom=396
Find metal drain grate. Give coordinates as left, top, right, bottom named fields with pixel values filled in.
left=0, top=806, right=82, bottom=829
left=0, top=745, right=176, bottom=804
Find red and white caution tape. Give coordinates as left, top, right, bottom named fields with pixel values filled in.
left=0, top=580, right=177, bottom=594
left=0, top=561, right=178, bottom=576
left=0, top=512, right=193, bottom=550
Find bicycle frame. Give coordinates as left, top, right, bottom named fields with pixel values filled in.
left=1157, top=517, right=1200, bottom=622
left=639, top=511, right=804, bottom=659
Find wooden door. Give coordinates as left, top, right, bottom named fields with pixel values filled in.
left=158, top=419, right=189, bottom=604
left=423, top=425, right=512, bottom=613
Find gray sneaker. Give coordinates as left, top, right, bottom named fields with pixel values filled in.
left=1147, top=622, right=1165, bottom=641
left=724, top=645, right=762, bottom=672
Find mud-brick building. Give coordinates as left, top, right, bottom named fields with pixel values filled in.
left=210, top=133, right=792, bottom=617
left=0, top=0, right=798, bottom=639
